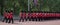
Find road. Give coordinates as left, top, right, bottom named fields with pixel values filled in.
left=0, top=20, right=60, bottom=25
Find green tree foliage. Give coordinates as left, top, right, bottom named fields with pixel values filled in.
left=0, top=0, right=60, bottom=15
left=47, top=0, right=60, bottom=12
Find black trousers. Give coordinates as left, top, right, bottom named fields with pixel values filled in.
left=25, top=17, right=29, bottom=21
left=19, top=17, right=23, bottom=22
left=8, top=18, right=14, bottom=23
left=19, top=17, right=26, bottom=22
left=6, top=18, right=9, bottom=23
left=2, top=17, right=7, bottom=22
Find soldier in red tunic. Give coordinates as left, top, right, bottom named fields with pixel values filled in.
left=6, top=11, right=10, bottom=23
left=19, top=11, right=23, bottom=22
left=38, top=12, right=42, bottom=21
left=27, top=11, right=31, bottom=21
left=25, top=12, right=28, bottom=21
left=8, top=11, right=14, bottom=24
left=2, top=10, right=7, bottom=23
left=31, top=11, right=36, bottom=21
left=22, top=11, right=26, bottom=22
left=35, top=12, right=38, bottom=21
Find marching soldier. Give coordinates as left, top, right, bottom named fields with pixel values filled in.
left=21, top=11, right=26, bottom=22
left=19, top=11, right=23, bottom=22
left=2, top=10, right=7, bottom=23
left=8, top=11, right=14, bottom=24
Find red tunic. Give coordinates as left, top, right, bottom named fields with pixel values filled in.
left=38, top=13, right=43, bottom=17
left=9, top=12, right=13, bottom=19
left=3, top=12, right=7, bottom=17
left=7, top=13, right=9, bottom=18
left=19, top=12, right=23, bottom=17
left=36, top=13, right=38, bottom=17
left=23, top=13, right=26, bottom=18
left=28, top=13, right=31, bottom=17
left=31, top=13, right=36, bottom=18
left=26, top=13, right=28, bottom=17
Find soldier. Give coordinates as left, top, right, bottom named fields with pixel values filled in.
left=32, top=11, right=36, bottom=21
left=22, top=11, right=26, bottom=22
left=31, top=11, right=33, bottom=21
left=26, top=11, right=31, bottom=21
left=19, top=11, right=23, bottom=22
left=25, top=12, right=28, bottom=21
left=6, top=11, right=10, bottom=23
left=8, top=10, right=14, bottom=24
left=35, top=11, right=38, bottom=21
left=2, top=10, right=7, bottom=23
left=38, top=12, right=43, bottom=21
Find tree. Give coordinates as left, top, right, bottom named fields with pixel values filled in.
left=0, top=0, right=4, bottom=15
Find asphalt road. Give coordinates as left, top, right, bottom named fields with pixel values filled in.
left=0, top=20, right=60, bottom=25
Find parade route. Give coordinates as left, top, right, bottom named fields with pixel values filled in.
left=0, top=20, right=60, bottom=25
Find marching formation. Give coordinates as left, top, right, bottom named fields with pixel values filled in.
left=2, top=11, right=60, bottom=24
left=19, top=11, right=60, bottom=22
left=2, top=10, right=13, bottom=24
